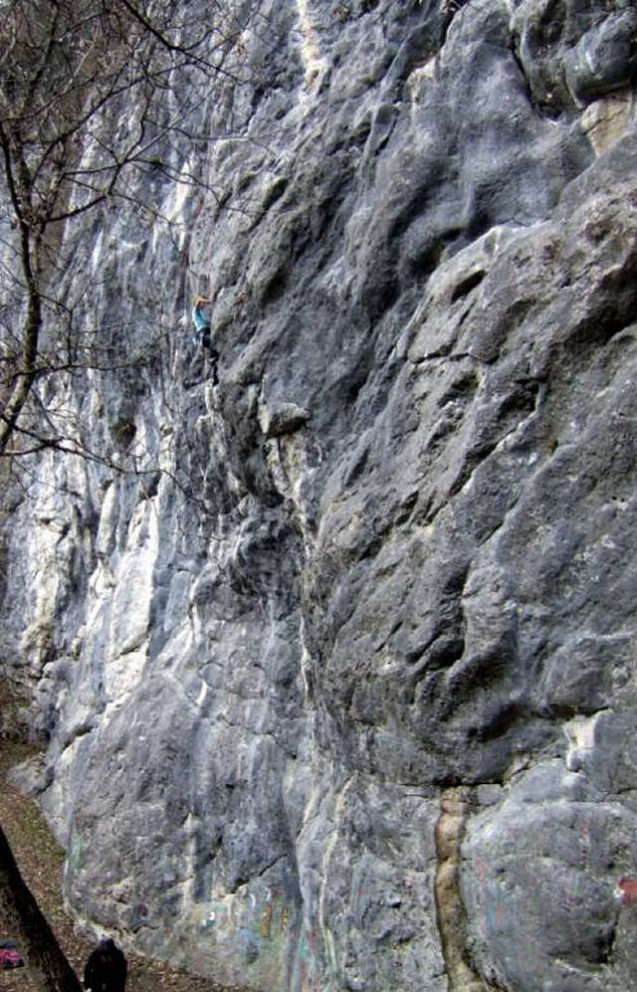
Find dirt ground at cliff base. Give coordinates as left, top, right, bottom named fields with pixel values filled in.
left=0, top=741, right=253, bottom=992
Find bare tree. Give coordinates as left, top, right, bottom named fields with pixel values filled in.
left=0, top=1, right=260, bottom=978
left=0, top=823, right=83, bottom=992
left=0, top=0, right=253, bottom=458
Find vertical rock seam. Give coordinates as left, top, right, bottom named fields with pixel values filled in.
left=434, top=788, right=485, bottom=992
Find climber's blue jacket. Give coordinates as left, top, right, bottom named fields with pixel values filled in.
left=192, top=305, right=210, bottom=332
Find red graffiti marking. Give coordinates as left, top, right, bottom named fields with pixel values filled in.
left=618, top=878, right=637, bottom=906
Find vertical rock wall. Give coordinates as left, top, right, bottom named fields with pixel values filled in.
left=2, top=0, right=637, bottom=989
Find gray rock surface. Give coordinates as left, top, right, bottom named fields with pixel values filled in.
left=2, top=0, right=637, bottom=989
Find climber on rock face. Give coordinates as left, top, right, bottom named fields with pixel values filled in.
left=191, top=294, right=219, bottom=384
left=192, top=294, right=212, bottom=348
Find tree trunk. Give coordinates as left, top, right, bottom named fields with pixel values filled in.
left=0, top=824, right=83, bottom=992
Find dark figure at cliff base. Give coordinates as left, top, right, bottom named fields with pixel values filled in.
left=84, top=938, right=127, bottom=992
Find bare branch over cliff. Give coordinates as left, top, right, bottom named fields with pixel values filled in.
left=0, top=0, right=259, bottom=457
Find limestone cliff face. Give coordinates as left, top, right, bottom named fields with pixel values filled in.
left=2, top=0, right=637, bottom=990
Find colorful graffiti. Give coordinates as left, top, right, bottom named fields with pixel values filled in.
left=200, top=887, right=292, bottom=967
left=295, top=925, right=324, bottom=992
left=199, top=887, right=333, bottom=991
left=68, top=831, right=84, bottom=870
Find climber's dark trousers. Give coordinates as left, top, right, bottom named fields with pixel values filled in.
left=207, top=347, right=219, bottom=385
left=192, top=330, right=219, bottom=384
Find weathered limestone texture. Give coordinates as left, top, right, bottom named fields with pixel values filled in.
left=2, top=0, right=637, bottom=989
